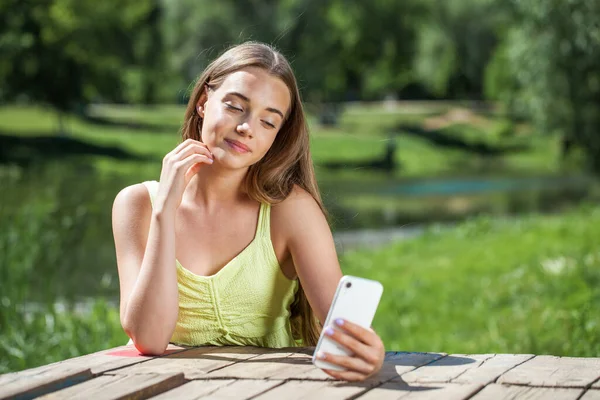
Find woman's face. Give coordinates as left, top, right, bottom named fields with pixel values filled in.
left=198, top=67, right=291, bottom=170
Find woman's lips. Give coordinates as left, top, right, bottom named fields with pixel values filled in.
left=225, top=139, right=251, bottom=153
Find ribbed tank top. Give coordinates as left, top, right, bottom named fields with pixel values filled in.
left=141, top=180, right=299, bottom=348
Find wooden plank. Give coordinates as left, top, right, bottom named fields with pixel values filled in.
left=153, top=379, right=284, bottom=400
left=203, top=350, right=296, bottom=379
left=150, top=380, right=235, bottom=400
left=401, top=354, right=494, bottom=383
left=581, top=390, right=600, bottom=400
left=108, top=346, right=276, bottom=380
left=0, top=343, right=187, bottom=387
left=260, top=352, right=318, bottom=380
left=270, top=351, right=446, bottom=382
left=376, top=352, right=447, bottom=382
left=354, top=382, right=482, bottom=400
left=0, top=366, right=91, bottom=400
left=451, top=354, right=535, bottom=385
left=253, top=380, right=369, bottom=400
left=497, top=356, right=600, bottom=387
left=38, top=372, right=185, bottom=400
left=470, top=384, right=584, bottom=400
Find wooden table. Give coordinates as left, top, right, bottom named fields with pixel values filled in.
left=2, top=344, right=600, bottom=399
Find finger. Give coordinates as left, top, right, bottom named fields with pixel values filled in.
left=333, top=319, right=380, bottom=347
left=322, top=326, right=376, bottom=365
left=323, top=368, right=368, bottom=382
left=174, top=143, right=213, bottom=161
left=177, top=154, right=213, bottom=174
left=316, top=351, right=374, bottom=375
left=184, top=161, right=204, bottom=183
left=167, top=138, right=197, bottom=156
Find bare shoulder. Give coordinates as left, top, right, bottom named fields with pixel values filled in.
left=271, top=185, right=325, bottom=226
left=112, top=183, right=153, bottom=235
left=113, top=183, right=152, bottom=216
left=271, top=185, right=325, bottom=235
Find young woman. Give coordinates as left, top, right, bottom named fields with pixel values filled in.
left=112, top=42, right=384, bottom=381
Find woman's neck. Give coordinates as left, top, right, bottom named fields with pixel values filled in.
left=182, top=165, right=250, bottom=211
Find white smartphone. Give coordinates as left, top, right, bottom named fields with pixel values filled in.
left=312, top=275, right=384, bottom=371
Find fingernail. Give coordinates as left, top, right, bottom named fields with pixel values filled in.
left=335, top=318, right=344, bottom=326
left=316, top=351, right=326, bottom=359
left=324, top=327, right=334, bottom=336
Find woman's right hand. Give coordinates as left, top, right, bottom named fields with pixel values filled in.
left=154, top=139, right=214, bottom=214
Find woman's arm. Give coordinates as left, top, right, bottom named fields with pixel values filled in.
left=272, top=187, right=342, bottom=324
left=112, top=184, right=179, bottom=355
left=112, top=139, right=214, bottom=355
left=272, top=185, right=385, bottom=381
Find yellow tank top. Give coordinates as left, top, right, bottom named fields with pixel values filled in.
left=142, top=181, right=300, bottom=348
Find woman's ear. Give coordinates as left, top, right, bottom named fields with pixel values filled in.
left=196, top=103, right=204, bottom=118
left=196, top=84, right=213, bottom=116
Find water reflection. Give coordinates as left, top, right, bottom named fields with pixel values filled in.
left=0, top=160, right=594, bottom=303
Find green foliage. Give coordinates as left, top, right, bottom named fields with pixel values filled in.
left=0, top=103, right=595, bottom=372
left=161, top=0, right=424, bottom=102
left=343, top=205, right=600, bottom=356
left=414, top=0, right=505, bottom=98
left=0, top=0, right=163, bottom=110
left=485, top=0, right=600, bottom=171
left=0, top=164, right=129, bottom=373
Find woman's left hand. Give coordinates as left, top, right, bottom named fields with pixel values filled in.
left=315, top=319, right=385, bottom=381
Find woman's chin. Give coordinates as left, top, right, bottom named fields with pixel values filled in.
left=212, top=155, right=252, bottom=171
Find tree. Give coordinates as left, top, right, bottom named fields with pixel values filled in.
left=413, top=0, right=506, bottom=99
left=0, top=0, right=158, bottom=130
left=486, top=0, right=600, bottom=171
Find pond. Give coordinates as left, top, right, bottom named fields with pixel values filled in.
left=0, top=160, right=595, bottom=304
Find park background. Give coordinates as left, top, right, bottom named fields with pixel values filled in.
left=1, top=0, right=599, bottom=373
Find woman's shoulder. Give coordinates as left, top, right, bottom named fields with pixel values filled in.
left=271, top=185, right=325, bottom=234
left=112, top=183, right=153, bottom=220
left=272, top=185, right=318, bottom=212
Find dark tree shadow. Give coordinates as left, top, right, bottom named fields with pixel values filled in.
left=395, top=124, right=529, bottom=155
left=82, top=114, right=180, bottom=133
left=0, top=131, right=155, bottom=166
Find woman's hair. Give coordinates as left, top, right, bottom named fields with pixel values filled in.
left=180, top=41, right=324, bottom=346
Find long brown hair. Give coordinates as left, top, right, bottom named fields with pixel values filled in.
left=180, top=42, right=324, bottom=346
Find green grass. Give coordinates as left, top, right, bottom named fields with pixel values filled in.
left=0, top=102, right=594, bottom=373
left=3, top=200, right=598, bottom=372
left=0, top=103, right=562, bottom=179
left=344, top=204, right=600, bottom=356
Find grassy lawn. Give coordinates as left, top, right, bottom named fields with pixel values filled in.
left=2, top=201, right=598, bottom=373
left=344, top=204, right=600, bottom=357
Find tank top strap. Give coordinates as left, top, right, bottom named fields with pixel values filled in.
left=141, top=180, right=160, bottom=208
left=257, top=202, right=272, bottom=239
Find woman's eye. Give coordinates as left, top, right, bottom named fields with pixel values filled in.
left=262, top=120, right=276, bottom=129
left=225, top=103, right=242, bottom=112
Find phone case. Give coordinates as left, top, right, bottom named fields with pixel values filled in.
left=312, top=275, right=384, bottom=371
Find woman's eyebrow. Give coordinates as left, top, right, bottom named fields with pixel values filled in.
left=226, top=91, right=284, bottom=119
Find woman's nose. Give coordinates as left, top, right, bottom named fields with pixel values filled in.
left=236, top=122, right=252, bottom=137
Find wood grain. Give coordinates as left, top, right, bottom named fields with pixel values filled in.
left=108, top=346, right=287, bottom=380
left=38, top=372, right=185, bottom=400
left=581, top=390, right=600, bottom=400
left=355, top=382, right=482, bottom=400
left=470, top=384, right=584, bottom=400
left=401, top=354, right=493, bottom=383
left=0, top=366, right=91, bottom=400
left=253, top=380, right=368, bottom=400
left=497, top=356, right=600, bottom=387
